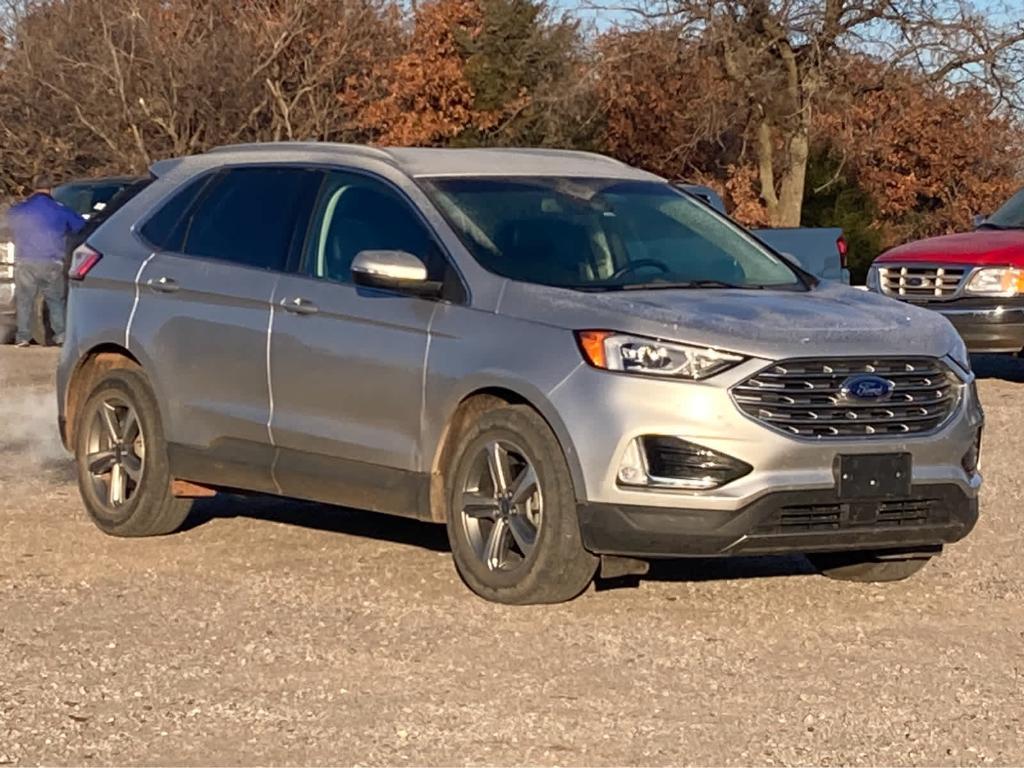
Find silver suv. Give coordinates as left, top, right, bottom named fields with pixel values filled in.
left=58, top=144, right=983, bottom=604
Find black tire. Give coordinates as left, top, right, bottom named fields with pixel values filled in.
left=0, top=319, right=14, bottom=345
left=74, top=367, right=192, bottom=537
left=807, top=549, right=934, bottom=582
left=445, top=405, right=598, bottom=604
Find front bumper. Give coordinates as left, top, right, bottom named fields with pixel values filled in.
left=928, top=298, right=1024, bottom=354
left=550, top=356, right=983, bottom=512
left=579, top=483, right=978, bottom=557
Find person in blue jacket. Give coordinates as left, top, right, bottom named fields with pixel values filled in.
left=7, top=176, right=85, bottom=347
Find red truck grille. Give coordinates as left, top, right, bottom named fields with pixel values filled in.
left=878, top=264, right=966, bottom=300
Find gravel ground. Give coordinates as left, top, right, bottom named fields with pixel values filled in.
left=1, top=347, right=1022, bottom=766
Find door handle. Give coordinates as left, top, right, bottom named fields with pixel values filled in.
left=281, top=297, right=319, bottom=315
left=147, top=276, right=179, bottom=293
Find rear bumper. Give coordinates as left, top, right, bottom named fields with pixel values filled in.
left=933, top=300, right=1024, bottom=353
left=578, top=483, right=978, bottom=557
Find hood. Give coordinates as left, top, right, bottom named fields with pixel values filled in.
left=497, top=280, right=960, bottom=361
left=877, top=229, right=1024, bottom=265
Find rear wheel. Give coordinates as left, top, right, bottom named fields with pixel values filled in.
left=75, top=367, right=192, bottom=537
left=807, top=549, right=935, bottom=582
left=445, top=405, right=598, bottom=604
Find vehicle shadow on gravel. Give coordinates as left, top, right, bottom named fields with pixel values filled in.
left=181, top=496, right=813, bottom=583
left=638, top=554, right=814, bottom=584
left=971, top=354, right=1024, bottom=382
left=181, top=494, right=451, bottom=552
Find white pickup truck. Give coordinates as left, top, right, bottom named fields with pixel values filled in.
left=678, top=184, right=850, bottom=283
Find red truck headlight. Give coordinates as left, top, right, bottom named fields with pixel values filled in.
left=964, top=267, right=1024, bottom=297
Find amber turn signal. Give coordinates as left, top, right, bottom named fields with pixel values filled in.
left=576, top=330, right=613, bottom=369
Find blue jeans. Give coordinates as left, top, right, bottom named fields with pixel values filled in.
left=15, top=259, right=65, bottom=344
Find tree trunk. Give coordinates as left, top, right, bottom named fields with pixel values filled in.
left=756, top=118, right=808, bottom=228
left=776, top=129, right=808, bottom=227
left=756, top=117, right=780, bottom=222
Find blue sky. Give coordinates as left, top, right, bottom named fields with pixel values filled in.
left=554, top=0, right=1022, bottom=31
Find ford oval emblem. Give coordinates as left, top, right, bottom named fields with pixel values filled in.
left=841, top=374, right=895, bottom=401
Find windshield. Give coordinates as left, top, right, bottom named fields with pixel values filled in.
left=420, top=177, right=802, bottom=291
left=984, top=187, right=1024, bottom=230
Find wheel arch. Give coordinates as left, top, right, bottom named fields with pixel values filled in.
left=427, top=384, right=585, bottom=523
left=63, top=343, right=143, bottom=449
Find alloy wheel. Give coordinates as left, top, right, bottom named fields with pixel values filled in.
left=460, top=440, right=543, bottom=572
left=84, top=396, right=145, bottom=509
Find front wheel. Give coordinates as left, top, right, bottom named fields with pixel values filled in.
left=445, top=405, right=598, bottom=604
left=807, top=549, right=935, bottom=582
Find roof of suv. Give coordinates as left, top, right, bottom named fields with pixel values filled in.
left=201, top=143, right=662, bottom=181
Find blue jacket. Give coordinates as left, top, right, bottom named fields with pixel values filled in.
left=8, top=193, right=87, bottom=263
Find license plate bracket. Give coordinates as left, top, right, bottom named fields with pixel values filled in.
left=835, top=453, right=912, bottom=499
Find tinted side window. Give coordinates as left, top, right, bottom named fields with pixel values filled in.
left=184, top=167, right=322, bottom=271
left=139, top=175, right=212, bottom=251
left=306, top=171, right=439, bottom=283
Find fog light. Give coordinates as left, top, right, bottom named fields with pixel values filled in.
left=616, top=436, right=752, bottom=490
left=962, top=428, right=982, bottom=474
left=617, top=439, right=647, bottom=485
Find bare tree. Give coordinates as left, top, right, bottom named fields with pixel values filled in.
left=0, top=0, right=395, bottom=196
left=591, top=0, right=1024, bottom=225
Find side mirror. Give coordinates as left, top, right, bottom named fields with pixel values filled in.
left=972, top=213, right=988, bottom=228
left=351, top=250, right=441, bottom=296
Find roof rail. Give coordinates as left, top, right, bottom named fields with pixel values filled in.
left=483, top=147, right=629, bottom=167
left=206, top=142, right=395, bottom=162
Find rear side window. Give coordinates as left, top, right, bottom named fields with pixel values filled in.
left=183, top=167, right=322, bottom=271
left=139, top=175, right=212, bottom=251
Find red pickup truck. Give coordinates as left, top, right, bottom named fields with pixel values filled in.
left=868, top=188, right=1024, bottom=353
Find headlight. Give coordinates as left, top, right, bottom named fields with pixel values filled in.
left=866, top=266, right=881, bottom=292
left=576, top=330, right=744, bottom=380
left=964, top=267, right=1024, bottom=297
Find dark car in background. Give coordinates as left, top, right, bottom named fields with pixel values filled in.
left=53, top=176, right=140, bottom=220
left=1, top=175, right=148, bottom=344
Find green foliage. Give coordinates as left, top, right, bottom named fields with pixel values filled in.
left=801, top=147, right=884, bottom=284
left=453, top=0, right=584, bottom=147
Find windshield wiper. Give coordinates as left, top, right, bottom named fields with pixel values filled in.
left=978, top=222, right=1024, bottom=230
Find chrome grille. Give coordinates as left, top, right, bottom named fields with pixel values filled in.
left=732, top=358, right=959, bottom=438
left=878, top=264, right=966, bottom=299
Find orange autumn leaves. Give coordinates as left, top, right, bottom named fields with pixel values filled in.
left=344, top=0, right=522, bottom=145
